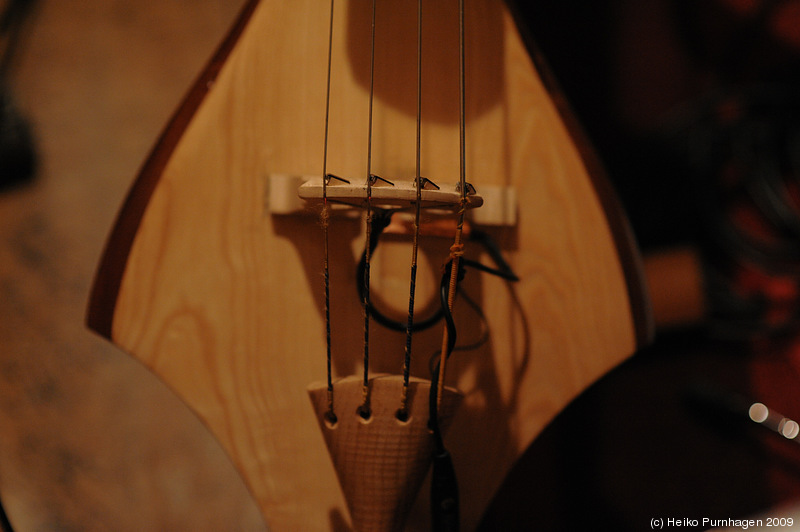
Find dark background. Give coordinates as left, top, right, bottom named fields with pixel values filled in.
left=483, top=1, right=800, bottom=530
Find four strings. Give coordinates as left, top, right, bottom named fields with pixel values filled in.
left=322, top=1, right=467, bottom=424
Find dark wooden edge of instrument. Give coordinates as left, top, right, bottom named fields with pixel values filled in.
left=85, top=0, right=261, bottom=339
left=506, top=1, right=655, bottom=349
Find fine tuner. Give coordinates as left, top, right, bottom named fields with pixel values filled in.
left=268, top=173, right=517, bottom=229
left=299, top=174, right=482, bottom=211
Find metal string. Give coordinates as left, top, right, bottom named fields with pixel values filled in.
left=359, top=0, right=378, bottom=418
left=436, top=0, right=468, bottom=410
left=321, top=0, right=337, bottom=423
left=397, top=0, right=424, bottom=421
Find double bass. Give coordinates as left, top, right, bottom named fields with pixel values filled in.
left=87, top=0, right=652, bottom=529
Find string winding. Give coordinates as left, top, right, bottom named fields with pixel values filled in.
left=398, top=0, right=425, bottom=420
left=321, top=0, right=336, bottom=424
left=359, top=0, right=379, bottom=418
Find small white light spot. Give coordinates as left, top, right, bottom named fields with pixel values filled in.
left=749, top=402, right=769, bottom=423
left=781, top=420, right=800, bottom=440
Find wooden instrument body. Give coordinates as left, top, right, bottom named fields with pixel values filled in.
left=87, top=0, right=651, bottom=529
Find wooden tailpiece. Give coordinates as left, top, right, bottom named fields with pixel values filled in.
left=308, top=375, right=461, bottom=532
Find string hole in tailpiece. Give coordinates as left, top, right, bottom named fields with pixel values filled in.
left=323, top=411, right=338, bottom=428
left=356, top=405, right=372, bottom=422
left=395, top=408, right=410, bottom=423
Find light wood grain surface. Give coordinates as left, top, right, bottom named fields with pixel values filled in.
left=0, top=1, right=266, bottom=530
left=88, top=1, right=649, bottom=530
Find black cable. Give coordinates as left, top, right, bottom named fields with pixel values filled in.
left=428, top=361, right=459, bottom=532
left=463, top=229, right=519, bottom=282
left=356, top=210, right=445, bottom=332
left=356, top=220, right=518, bottom=333
left=428, top=260, right=461, bottom=532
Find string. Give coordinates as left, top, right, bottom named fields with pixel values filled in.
left=436, top=0, right=468, bottom=411
left=398, top=0, right=424, bottom=420
left=429, top=8, right=468, bottom=529
left=321, top=0, right=336, bottom=424
left=359, top=0, right=378, bottom=418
